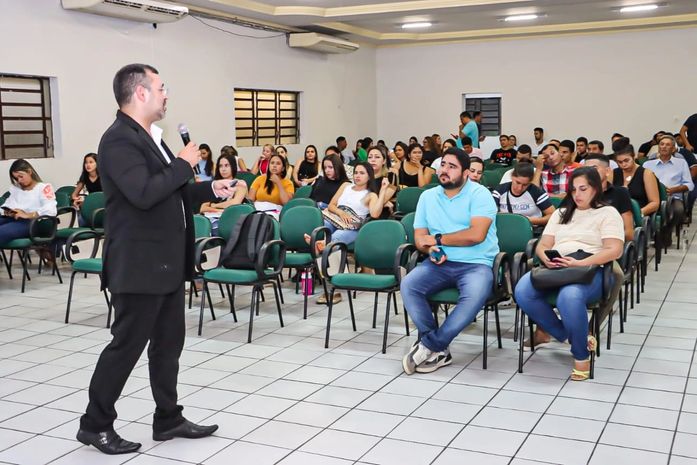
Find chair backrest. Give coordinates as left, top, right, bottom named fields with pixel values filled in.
left=218, top=203, right=255, bottom=240
left=237, top=171, right=258, bottom=187
left=193, top=214, right=212, bottom=239
left=496, top=213, right=533, bottom=256
left=400, top=212, right=415, bottom=245
left=629, top=199, right=643, bottom=228
left=279, top=197, right=315, bottom=220
left=395, top=187, right=424, bottom=214
left=81, top=192, right=105, bottom=227
left=423, top=181, right=439, bottom=190
left=549, top=196, right=565, bottom=209
left=294, top=185, right=313, bottom=199
left=354, top=220, right=406, bottom=270
left=56, top=192, right=71, bottom=209
left=481, top=170, right=503, bottom=189
left=279, top=205, right=323, bottom=250
left=56, top=185, right=75, bottom=199
left=658, top=182, right=667, bottom=202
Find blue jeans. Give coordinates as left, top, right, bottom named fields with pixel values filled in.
left=514, top=269, right=604, bottom=360
left=324, top=220, right=359, bottom=245
left=0, top=217, right=30, bottom=245
left=400, top=260, right=493, bottom=352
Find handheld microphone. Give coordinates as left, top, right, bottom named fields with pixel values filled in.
left=177, top=123, right=191, bottom=146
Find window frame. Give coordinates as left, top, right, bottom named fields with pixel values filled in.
left=0, top=73, right=54, bottom=160
left=234, top=88, right=300, bottom=147
left=463, top=93, right=502, bottom=137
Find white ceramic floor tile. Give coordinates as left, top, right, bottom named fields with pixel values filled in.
left=203, top=441, right=289, bottom=465
left=300, top=429, right=380, bottom=461
left=242, top=420, right=320, bottom=449
left=360, top=438, right=443, bottom=465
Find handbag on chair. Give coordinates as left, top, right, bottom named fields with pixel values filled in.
left=530, top=250, right=599, bottom=290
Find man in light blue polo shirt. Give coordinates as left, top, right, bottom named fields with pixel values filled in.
left=456, top=111, right=480, bottom=149
left=401, top=147, right=498, bottom=374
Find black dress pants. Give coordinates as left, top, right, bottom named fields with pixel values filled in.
left=80, top=286, right=186, bottom=433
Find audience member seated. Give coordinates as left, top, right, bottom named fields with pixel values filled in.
left=644, top=135, right=694, bottom=241
left=422, top=136, right=441, bottom=168
left=356, top=137, right=372, bottom=162
left=534, top=143, right=574, bottom=198
left=390, top=141, right=408, bottom=171
left=194, top=143, right=214, bottom=182
left=275, top=145, right=295, bottom=181
left=431, top=139, right=457, bottom=176
left=248, top=153, right=295, bottom=216
left=400, top=148, right=498, bottom=374
left=336, top=136, right=354, bottom=164
left=500, top=144, right=533, bottom=183
left=250, top=143, right=275, bottom=175
left=292, top=145, right=320, bottom=187
left=367, top=145, right=399, bottom=215
left=559, top=139, right=582, bottom=169
left=493, top=163, right=554, bottom=229
left=510, top=134, right=518, bottom=149
left=199, top=153, right=248, bottom=215
left=1, top=159, right=57, bottom=244
left=515, top=167, right=624, bottom=381
left=459, top=136, right=483, bottom=158
left=467, top=156, right=485, bottom=183
left=612, top=138, right=660, bottom=216
left=220, top=145, right=247, bottom=172
left=489, top=134, right=517, bottom=167
left=310, top=154, right=349, bottom=209
left=71, top=152, right=102, bottom=208
left=584, top=155, right=634, bottom=241
left=638, top=131, right=664, bottom=159
left=399, top=143, right=435, bottom=188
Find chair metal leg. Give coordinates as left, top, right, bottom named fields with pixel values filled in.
left=400, top=293, right=410, bottom=336
left=65, top=271, right=77, bottom=324
left=51, top=249, right=62, bottom=283
left=188, top=281, right=194, bottom=309
left=247, top=286, right=258, bottom=343
left=218, top=283, right=226, bottom=298
left=198, top=281, right=207, bottom=336
left=272, top=281, right=284, bottom=327
left=372, top=292, right=379, bottom=329
left=518, top=308, right=526, bottom=373
left=205, top=285, right=216, bottom=321
left=19, top=250, right=28, bottom=293
left=513, top=304, right=520, bottom=342
left=618, top=289, right=624, bottom=334
left=393, top=291, right=399, bottom=315
left=382, top=292, right=392, bottom=354
left=276, top=276, right=285, bottom=304
left=482, top=307, right=489, bottom=369
left=347, top=290, right=357, bottom=331
left=1, top=250, right=11, bottom=279
left=494, top=305, right=502, bottom=349
left=227, top=284, right=238, bottom=322
left=325, top=286, right=335, bottom=348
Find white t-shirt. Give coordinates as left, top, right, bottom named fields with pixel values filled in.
left=3, top=183, right=57, bottom=217
left=542, top=206, right=624, bottom=255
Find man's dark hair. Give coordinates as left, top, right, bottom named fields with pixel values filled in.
left=576, top=136, right=588, bottom=144
left=517, top=144, right=532, bottom=155
left=460, top=111, right=472, bottom=119
left=611, top=132, right=624, bottom=139
left=499, top=134, right=509, bottom=140
left=113, top=63, right=158, bottom=107
left=336, top=136, right=346, bottom=144
left=512, top=162, right=534, bottom=180
left=534, top=127, right=544, bottom=133
left=560, top=139, right=575, bottom=152
left=443, top=147, right=471, bottom=171
left=473, top=111, right=482, bottom=118
left=325, top=145, right=340, bottom=156
left=585, top=154, right=610, bottom=166
left=589, top=140, right=605, bottom=151
left=460, top=136, right=473, bottom=146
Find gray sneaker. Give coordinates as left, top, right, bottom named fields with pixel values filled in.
left=402, top=342, right=433, bottom=375
left=416, top=349, right=452, bottom=373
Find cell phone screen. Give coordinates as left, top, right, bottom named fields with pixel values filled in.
left=544, top=249, right=562, bottom=260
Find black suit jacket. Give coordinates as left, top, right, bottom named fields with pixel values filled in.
left=98, top=111, right=216, bottom=294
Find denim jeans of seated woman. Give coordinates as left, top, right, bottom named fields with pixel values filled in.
left=400, top=260, right=493, bottom=353
left=324, top=219, right=359, bottom=245
left=0, top=217, right=31, bottom=245
left=514, top=268, right=605, bottom=361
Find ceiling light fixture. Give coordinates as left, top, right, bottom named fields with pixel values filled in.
left=619, top=4, right=659, bottom=13
left=401, top=22, right=432, bottom=29
left=504, top=14, right=539, bottom=22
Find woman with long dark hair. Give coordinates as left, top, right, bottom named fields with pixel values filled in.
left=514, top=167, right=624, bottom=381
left=399, top=143, right=434, bottom=187
left=199, top=153, right=248, bottom=212
left=248, top=153, right=294, bottom=209
left=293, top=144, right=320, bottom=187
left=310, top=154, right=350, bottom=209
left=194, top=143, right=215, bottom=182
left=71, top=152, right=101, bottom=207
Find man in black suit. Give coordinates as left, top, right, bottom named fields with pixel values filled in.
left=77, top=64, right=238, bottom=455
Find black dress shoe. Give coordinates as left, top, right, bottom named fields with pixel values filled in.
left=153, top=419, right=219, bottom=441
left=76, top=429, right=141, bottom=455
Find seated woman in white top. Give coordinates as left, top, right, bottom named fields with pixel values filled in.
left=199, top=153, right=248, bottom=214
left=1, top=159, right=57, bottom=244
left=514, top=167, right=624, bottom=381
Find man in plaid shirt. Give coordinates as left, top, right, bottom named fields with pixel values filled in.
left=533, top=143, right=575, bottom=198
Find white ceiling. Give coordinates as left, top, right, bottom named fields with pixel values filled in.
left=175, top=0, right=697, bottom=44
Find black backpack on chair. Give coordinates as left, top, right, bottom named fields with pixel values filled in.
left=220, top=211, right=275, bottom=270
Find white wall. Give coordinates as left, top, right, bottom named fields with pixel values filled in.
left=0, top=0, right=377, bottom=186
left=376, top=28, right=697, bottom=152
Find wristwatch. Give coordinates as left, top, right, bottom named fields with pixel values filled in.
left=435, top=233, right=443, bottom=246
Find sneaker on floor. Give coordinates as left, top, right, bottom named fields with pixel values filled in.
left=402, top=342, right=433, bottom=375
left=416, top=349, right=452, bottom=373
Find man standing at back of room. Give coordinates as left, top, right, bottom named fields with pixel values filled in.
left=680, top=113, right=697, bottom=154
left=532, top=127, right=547, bottom=155
left=400, top=148, right=498, bottom=374
left=457, top=111, right=479, bottom=148
left=77, top=64, right=238, bottom=455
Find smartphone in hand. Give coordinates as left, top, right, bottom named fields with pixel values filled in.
left=430, top=246, right=445, bottom=262
left=544, top=249, right=562, bottom=261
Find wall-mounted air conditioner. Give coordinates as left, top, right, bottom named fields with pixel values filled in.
left=288, top=33, right=359, bottom=54
left=61, top=0, right=188, bottom=23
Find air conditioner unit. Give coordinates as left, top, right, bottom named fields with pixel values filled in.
left=288, top=33, right=359, bottom=54
left=62, top=0, right=188, bottom=23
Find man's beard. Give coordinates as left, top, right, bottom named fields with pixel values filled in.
left=439, top=174, right=465, bottom=189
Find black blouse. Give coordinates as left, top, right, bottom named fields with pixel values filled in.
left=297, top=161, right=319, bottom=182
left=83, top=176, right=102, bottom=194
left=310, top=177, right=344, bottom=204
left=612, top=166, right=648, bottom=208
left=399, top=163, right=420, bottom=188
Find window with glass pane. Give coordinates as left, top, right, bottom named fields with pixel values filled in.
left=234, top=88, right=299, bottom=147
left=0, top=74, right=54, bottom=159
left=464, top=95, right=501, bottom=137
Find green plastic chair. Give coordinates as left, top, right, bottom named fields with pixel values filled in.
left=218, top=204, right=255, bottom=241
left=197, top=217, right=286, bottom=342
left=279, top=197, right=315, bottom=220
left=237, top=172, right=258, bottom=188
left=187, top=215, right=216, bottom=308
left=393, top=187, right=424, bottom=219
left=294, top=185, right=313, bottom=199
left=548, top=197, right=566, bottom=209
left=280, top=206, right=327, bottom=318
left=55, top=185, right=76, bottom=200
left=321, top=220, right=414, bottom=354
left=64, top=230, right=112, bottom=328
left=400, top=212, right=415, bottom=245
left=480, top=170, right=504, bottom=189
left=55, top=192, right=105, bottom=240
